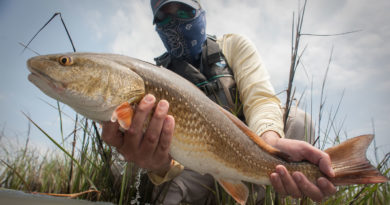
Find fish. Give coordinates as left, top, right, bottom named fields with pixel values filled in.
left=27, top=52, right=388, bottom=204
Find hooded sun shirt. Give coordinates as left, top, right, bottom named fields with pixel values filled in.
left=156, top=9, right=206, bottom=66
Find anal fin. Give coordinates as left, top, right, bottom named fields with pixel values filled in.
left=217, top=178, right=248, bottom=205
left=111, top=102, right=133, bottom=130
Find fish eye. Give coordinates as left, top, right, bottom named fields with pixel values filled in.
left=58, top=56, right=73, bottom=66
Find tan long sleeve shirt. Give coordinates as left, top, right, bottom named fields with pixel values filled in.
left=217, top=34, right=285, bottom=138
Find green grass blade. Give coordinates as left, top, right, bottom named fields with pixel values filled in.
left=0, top=159, right=31, bottom=191
left=118, top=162, right=128, bottom=205
left=57, top=101, right=65, bottom=146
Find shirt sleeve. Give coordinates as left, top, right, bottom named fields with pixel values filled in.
left=147, top=160, right=184, bottom=185
left=217, top=34, right=285, bottom=138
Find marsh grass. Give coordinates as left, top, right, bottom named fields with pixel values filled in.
left=0, top=112, right=139, bottom=204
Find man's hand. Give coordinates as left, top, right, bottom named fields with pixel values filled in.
left=261, top=131, right=337, bottom=202
left=102, top=94, right=175, bottom=176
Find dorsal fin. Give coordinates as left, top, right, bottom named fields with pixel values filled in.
left=218, top=107, right=290, bottom=161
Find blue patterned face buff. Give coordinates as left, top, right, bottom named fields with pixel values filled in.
left=156, top=9, right=206, bottom=65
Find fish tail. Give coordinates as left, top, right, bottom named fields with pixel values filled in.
left=325, top=134, right=388, bottom=185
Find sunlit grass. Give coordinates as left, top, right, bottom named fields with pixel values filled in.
left=0, top=114, right=137, bottom=204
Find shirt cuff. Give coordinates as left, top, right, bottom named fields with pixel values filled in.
left=147, top=160, right=184, bottom=185
left=257, top=123, right=285, bottom=139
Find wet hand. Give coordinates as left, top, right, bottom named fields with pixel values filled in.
left=101, top=94, right=175, bottom=176
left=262, top=131, right=337, bottom=202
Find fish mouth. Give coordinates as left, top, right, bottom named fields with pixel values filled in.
left=27, top=59, right=66, bottom=93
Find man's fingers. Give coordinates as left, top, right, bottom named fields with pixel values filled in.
left=318, top=154, right=335, bottom=177
left=270, top=172, right=287, bottom=196
left=153, top=115, right=174, bottom=160
left=101, top=121, right=123, bottom=148
left=276, top=165, right=302, bottom=198
left=138, top=100, right=169, bottom=163
left=301, top=145, right=335, bottom=178
left=101, top=94, right=174, bottom=173
left=123, top=94, right=156, bottom=152
left=317, top=177, right=337, bottom=197
left=293, top=172, right=324, bottom=202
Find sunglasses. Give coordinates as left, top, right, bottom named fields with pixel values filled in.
left=154, top=3, right=197, bottom=25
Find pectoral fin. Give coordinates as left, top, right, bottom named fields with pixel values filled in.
left=217, top=179, right=248, bottom=205
left=111, top=102, right=133, bottom=130
left=218, top=106, right=290, bottom=161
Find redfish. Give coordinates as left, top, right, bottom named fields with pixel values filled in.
left=27, top=53, right=388, bottom=204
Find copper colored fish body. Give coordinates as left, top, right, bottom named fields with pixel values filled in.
left=27, top=53, right=388, bottom=204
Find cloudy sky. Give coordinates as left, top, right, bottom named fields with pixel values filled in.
left=0, top=0, right=389, bottom=160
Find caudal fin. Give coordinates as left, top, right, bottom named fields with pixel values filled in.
left=325, top=135, right=389, bottom=185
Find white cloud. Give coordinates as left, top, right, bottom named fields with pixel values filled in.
left=84, top=10, right=104, bottom=40
left=377, top=79, right=390, bottom=92
left=0, top=130, right=56, bottom=159
left=300, top=0, right=390, bottom=92
left=108, top=0, right=164, bottom=62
